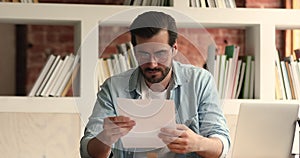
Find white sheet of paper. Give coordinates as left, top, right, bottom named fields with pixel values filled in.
left=116, top=98, right=176, bottom=148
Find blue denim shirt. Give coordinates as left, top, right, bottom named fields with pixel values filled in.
left=80, top=61, right=230, bottom=158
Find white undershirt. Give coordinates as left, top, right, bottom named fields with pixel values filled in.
left=141, top=78, right=169, bottom=100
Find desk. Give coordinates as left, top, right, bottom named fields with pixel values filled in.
left=0, top=112, right=80, bottom=157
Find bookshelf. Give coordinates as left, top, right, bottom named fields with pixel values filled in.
left=1, top=0, right=300, bottom=121
left=1, top=1, right=300, bottom=157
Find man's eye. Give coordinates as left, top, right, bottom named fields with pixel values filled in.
left=140, top=53, right=150, bottom=58
left=155, top=51, right=167, bottom=57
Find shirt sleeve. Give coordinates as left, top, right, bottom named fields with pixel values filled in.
left=197, top=70, right=231, bottom=157
left=209, top=134, right=230, bottom=158
left=80, top=131, right=93, bottom=158
left=79, top=79, right=116, bottom=158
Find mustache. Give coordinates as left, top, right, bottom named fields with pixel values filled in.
left=144, top=68, right=163, bottom=72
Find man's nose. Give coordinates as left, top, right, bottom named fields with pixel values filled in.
left=147, top=55, right=159, bottom=67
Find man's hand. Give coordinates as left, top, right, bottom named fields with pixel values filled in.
left=158, top=124, right=223, bottom=158
left=87, top=116, right=135, bottom=158
left=97, top=116, right=136, bottom=146
left=158, top=124, right=207, bottom=154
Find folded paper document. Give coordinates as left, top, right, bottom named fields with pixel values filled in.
left=116, top=98, right=176, bottom=148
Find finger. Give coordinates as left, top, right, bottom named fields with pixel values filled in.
left=158, top=133, right=178, bottom=144
left=175, top=124, right=190, bottom=138
left=104, top=122, right=135, bottom=133
left=167, top=144, right=188, bottom=154
left=104, top=117, right=136, bottom=128
left=160, top=127, right=184, bottom=137
left=168, top=142, right=186, bottom=149
left=108, top=116, right=132, bottom=123
left=109, top=116, right=135, bottom=127
left=113, top=120, right=136, bottom=128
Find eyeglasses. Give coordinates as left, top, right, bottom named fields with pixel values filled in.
left=135, top=47, right=172, bottom=63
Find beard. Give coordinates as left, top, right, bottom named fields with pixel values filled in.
left=139, top=66, right=171, bottom=83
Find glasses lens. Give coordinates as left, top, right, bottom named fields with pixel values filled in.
left=135, top=48, right=171, bottom=63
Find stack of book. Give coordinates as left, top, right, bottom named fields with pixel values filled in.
left=28, top=53, right=80, bottom=97
left=189, top=0, right=236, bottom=8
left=275, top=49, right=300, bottom=100
left=96, top=42, right=137, bottom=90
left=212, top=45, right=254, bottom=99
left=123, top=0, right=173, bottom=6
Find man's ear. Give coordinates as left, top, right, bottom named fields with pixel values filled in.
left=172, top=42, right=178, bottom=56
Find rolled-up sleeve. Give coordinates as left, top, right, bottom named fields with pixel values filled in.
left=80, top=79, right=116, bottom=158
left=209, top=134, right=230, bottom=158
left=80, top=129, right=93, bottom=158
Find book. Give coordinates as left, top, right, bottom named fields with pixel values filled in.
left=232, top=60, right=242, bottom=99
left=190, top=0, right=196, bottom=7
left=235, top=62, right=246, bottom=99
left=56, top=54, right=80, bottom=97
left=97, top=58, right=105, bottom=90
left=284, top=58, right=296, bottom=99
left=249, top=60, right=255, bottom=99
left=206, top=44, right=216, bottom=75
left=275, top=65, right=283, bottom=99
left=117, top=43, right=131, bottom=69
left=61, top=63, right=79, bottom=97
left=228, top=0, right=236, bottom=8
left=224, top=0, right=231, bottom=8
left=217, top=54, right=227, bottom=98
left=35, top=55, right=61, bottom=96
left=49, top=54, right=75, bottom=97
left=133, top=0, right=143, bottom=6
left=214, top=55, right=220, bottom=88
left=40, top=58, right=64, bottom=97
left=224, top=45, right=240, bottom=99
left=280, top=61, right=292, bottom=99
left=56, top=68, right=73, bottom=97
left=200, top=0, right=206, bottom=8
left=242, top=55, right=253, bottom=99
left=28, top=53, right=79, bottom=97
left=102, top=59, right=111, bottom=79
left=141, top=0, right=150, bottom=6
left=106, top=57, right=114, bottom=77
left=118, top=53, right=129, bottom=72
left=126, top=42, right=138, bottom=68
left=111, top=54, right=122, bottom=75
left=123, top=0, right=132, bottom=5
left=275, top=49, right=286, bottom=99
left=223, top=58, right=232, bottom=98
left=290, top=61, right=300, bottom=99
left=215, top=0, right=226, bottom=8
left=28, top=54, right=56, bottom=96
left=47, top=55, right=71, bottom=95
left=96, top=41, right=139, bottom=90
left=206, top=0, right=216, bottom=7
left=221, top=59, right=229, bottom=98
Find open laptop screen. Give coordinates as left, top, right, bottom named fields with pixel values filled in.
left=232, top=103, right=299, bottom=158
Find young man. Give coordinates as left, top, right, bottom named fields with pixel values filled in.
left=80, top=11, right=230, bottom=158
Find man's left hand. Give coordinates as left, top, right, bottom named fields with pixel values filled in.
left=158, top=124, right=205, bottom=154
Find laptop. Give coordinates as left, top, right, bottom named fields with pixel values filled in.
left=231, top=103, right=299, bottom=158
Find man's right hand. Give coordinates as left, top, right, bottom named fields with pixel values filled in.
left=97, top=116, right=136, bottom=146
